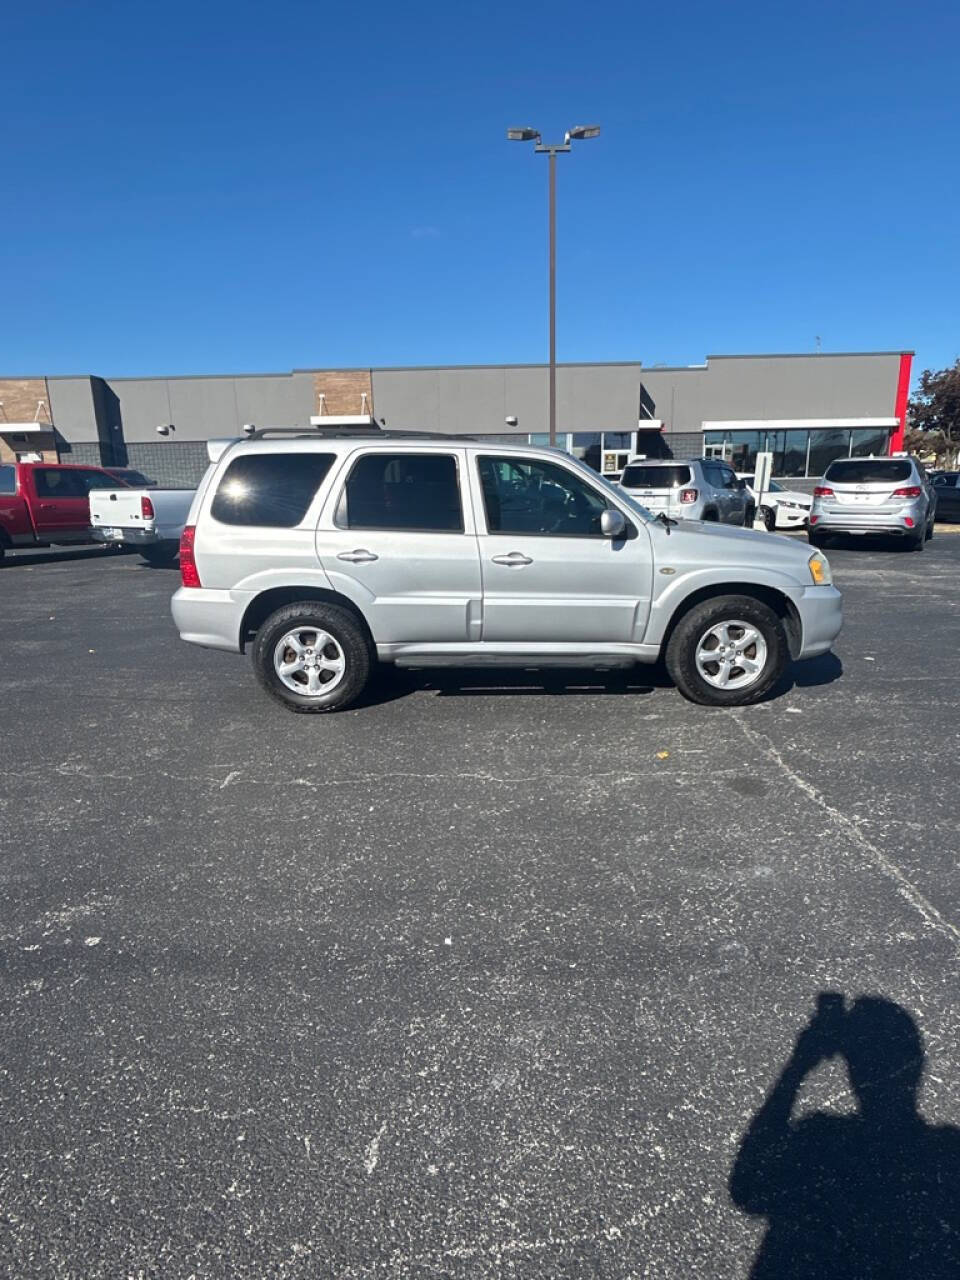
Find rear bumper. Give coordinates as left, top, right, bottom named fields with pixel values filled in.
left=811, top=501, right=926, bottom=535
left=171, top=587, right=247, bottom=652
left=92, top=526, right=164, bottom=546
left=791, top=585, right=843, bottom=659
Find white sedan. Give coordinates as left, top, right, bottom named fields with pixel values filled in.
left=737, top=474, right=812, bottom=531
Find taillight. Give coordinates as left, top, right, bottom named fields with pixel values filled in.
left=814, top=486, right=834, bottom=498
left=891, top=486, right=922, bottom=499
left=903, top=516, right=915, bottom=528
left=180, top=525, right=201, bottom=588
left=679, top=488, right=698, bottom=504
left=140, top=495, right=155, bottom=519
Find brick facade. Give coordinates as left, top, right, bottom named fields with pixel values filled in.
left=0, top=378, right=56, bottom=462
left=311, top=370, right=373, bottom=417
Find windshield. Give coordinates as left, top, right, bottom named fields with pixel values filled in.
left=740, top=476, right=784, bottom=493
left=594, top=471, right=653, bottom=521
left=620, top=464, right=691, bottom=489
left=824, top=459, right=912, bottom=484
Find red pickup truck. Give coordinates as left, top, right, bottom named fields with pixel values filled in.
left=0, top=461, right=129, bottom=559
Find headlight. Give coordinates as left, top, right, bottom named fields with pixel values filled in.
left=808, top=552, right=832, bottom=586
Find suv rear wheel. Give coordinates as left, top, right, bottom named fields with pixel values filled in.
left=665, top=595, right=788, bottom=707
left=253, top=602, right=371, bottom=713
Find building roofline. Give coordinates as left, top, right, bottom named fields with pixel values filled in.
left=4, top=350, right=916, bottom=382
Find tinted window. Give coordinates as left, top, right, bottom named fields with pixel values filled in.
left=0, top=465, right=15, bottom=495
left=935, top=473, right=959, bottom=488
left=108, top=469, right=152, bottom=486
left=479, top=456, right=611, bottom=537
left=212, top=453, right=335, bottom=527
left=620, top=464, right=691, bottom=489
left=717, top=466, right=738, bottom=489
left=33, top=468, right=82, bottom=498
left=824, top=459, right=912, bottom=484
left=341, top=453, right=462, bottom=532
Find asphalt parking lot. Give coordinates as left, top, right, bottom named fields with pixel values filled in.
left=1, top=535, right=959, bottom=1278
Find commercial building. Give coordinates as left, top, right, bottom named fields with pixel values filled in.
left=0, top=350, right=911, bottom=487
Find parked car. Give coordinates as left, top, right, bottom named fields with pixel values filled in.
left=618, top=458, right=756, bottom=526
left=171, top=430, right=842, bottom=711
left=89, top=484, right=195, bottom=565
left=737, top=473, right=811, bottom=531
left=932, top=471, right=960, bottom=522
left=103, top=467, right=155, bottom=487
left=0, top=460, right=129, bottom=559
left=809, top=456, right=936, bottom=550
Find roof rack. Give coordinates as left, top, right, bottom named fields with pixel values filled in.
left=245, top=426, right=473, bottom=442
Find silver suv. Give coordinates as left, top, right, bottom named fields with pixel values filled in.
left=171, top=429, right=842, bottom=712
left=618, top=458, right=756, bottom=526
left=809, top=456, right=936, bottom=550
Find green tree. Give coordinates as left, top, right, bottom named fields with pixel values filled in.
left=908, top=359, right=960, bottom=464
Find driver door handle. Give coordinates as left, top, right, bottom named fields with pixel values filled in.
left=492, top=551, right=533, bottom=566
left=337, top=549, right=379, bottom=563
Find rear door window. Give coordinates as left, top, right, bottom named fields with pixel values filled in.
left=33, top=468, right=83, bottom=498
left=824, top=459, right=912, bottom=484
left=76, top=469, right=127, bottom=494
left=339, top=453, right=463, bottom=532
left=620, top=464, right=691, bottom=489
left=0, top=464, right=15, bottom=495
left=211, top=453, right=336, bottom=526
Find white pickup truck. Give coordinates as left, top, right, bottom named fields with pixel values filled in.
left=89, top=485, right=194, bottom=565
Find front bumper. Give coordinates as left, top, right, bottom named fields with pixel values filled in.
left=792, top=585, right=843, bottom=659
left=775, top=506, right=810, bottom=528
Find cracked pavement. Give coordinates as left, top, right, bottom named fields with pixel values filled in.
left=1, top=537, right=958, bottom=1277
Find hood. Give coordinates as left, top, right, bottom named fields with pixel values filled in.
left=648, top=517, right=817, bottom=577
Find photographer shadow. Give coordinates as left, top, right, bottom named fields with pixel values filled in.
left=730, top=994, right=960, bottom=1278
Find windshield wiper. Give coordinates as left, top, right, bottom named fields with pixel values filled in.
left=655, top=511, right=677, bottom=534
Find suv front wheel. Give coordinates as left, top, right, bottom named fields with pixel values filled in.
left=253, top=602, right=371, bottom=713
left=665, top=595, right=788, bottom=706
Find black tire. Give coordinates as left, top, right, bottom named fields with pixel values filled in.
left=761, top=506, right=777, bottom=532
left=665, top=594, right=789, bottom=707
left=140, top=543, right=179, bottom=567
left=743, top=503, right=757, bottom=528
left=925, top=518, right=934, bottom=541
left=808, top=529, right=828, bottom=548
left=907, top=530, right=924, bottom=552
left=702, top=509, right=719, bottom=522
left=252, top=602, right=371, bottom=713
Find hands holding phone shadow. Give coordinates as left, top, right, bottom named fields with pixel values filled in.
left=730, top=993, right=960, bottom=1278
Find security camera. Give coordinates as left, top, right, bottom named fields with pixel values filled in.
left=505, top=415, right=518, bottom=427
left=156, top=424, right=170, bottom=436
left=242, top=423, right=256, bottom=435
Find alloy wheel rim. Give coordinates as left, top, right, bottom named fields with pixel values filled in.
left=695, top=619, right=768, bottom=690
left=274, top=628, right=346, bottom=696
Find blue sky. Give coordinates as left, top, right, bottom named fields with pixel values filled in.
left=3, top=0, right=958, bottom=380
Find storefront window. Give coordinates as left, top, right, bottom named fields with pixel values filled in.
left=807, top=429, right=851, bottom=478
left=850, top=428, right=890, bottom=458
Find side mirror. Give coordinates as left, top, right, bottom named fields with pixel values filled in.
left=600, top=507, right=627, bottom=539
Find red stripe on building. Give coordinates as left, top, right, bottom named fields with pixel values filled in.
left=890, top=351, right=912, bottom=454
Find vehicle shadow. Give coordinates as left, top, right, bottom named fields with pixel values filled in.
left=766, top=652, right=843, bottom=699
left=730, top=992, right=960, bottom=1278
left=0, top=546, right=125, bottom=569
left=356, top=654, right=842, bottom=710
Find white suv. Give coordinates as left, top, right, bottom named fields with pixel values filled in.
left=171, top=428, right=843, bottom=712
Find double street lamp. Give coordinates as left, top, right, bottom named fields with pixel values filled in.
left=507, top=125, right=601, bottom=446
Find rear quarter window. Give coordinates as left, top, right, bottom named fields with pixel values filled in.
left=620, top=465, right=691, bottom=488
left=824, top=459, right=912, bottom=484
left=0, top=464, right=15, bottom=495
left=211, top=453, right=336, bottom=527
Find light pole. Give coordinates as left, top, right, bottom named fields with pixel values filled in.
left=507, top=124, right=600, bottom=447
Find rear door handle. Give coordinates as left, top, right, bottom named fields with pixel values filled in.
left=492, top=551, right=533, bottom=566
left=337, top=549, right=379, bottom=563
